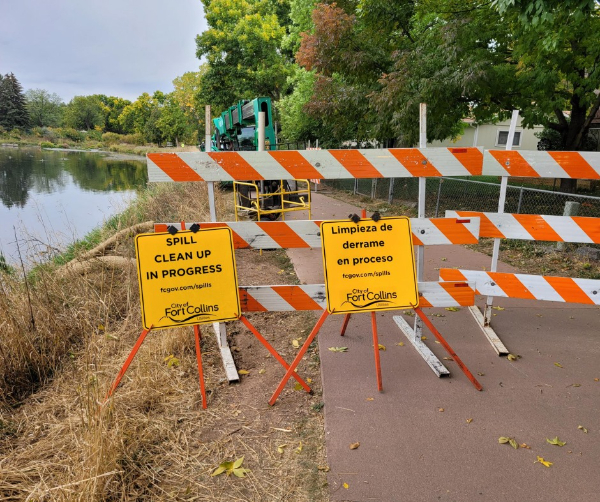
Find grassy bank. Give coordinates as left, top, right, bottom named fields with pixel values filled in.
left=0, top=183, right=328, bottom=501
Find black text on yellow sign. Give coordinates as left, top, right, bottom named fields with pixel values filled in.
left=321, top=217, right=418, bottom=314
left=135, top=228, right=241, bottom=330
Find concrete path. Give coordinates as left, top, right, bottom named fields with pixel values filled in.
left=288, top=191, right=600, bottom=502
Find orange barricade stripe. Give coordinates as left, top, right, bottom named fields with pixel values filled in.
left=418, top=297, right=433, bottom=308
left=439, top=269, right=468, bottom=282
left=328, top=149, right=383, bottom=178
left=271, top=286, right=323, bottom=311
left=449, top=147, right=483, bottom=176
left=256, top=222, right=311, bottom=249
left=154, top=223, right=168, bottom=233
left=269, top=151, right=324, bottom=179
left=239, top=290, right=268, bottom=312
left=454, top=211, right=504, bottom=238
left=489, top=151, right=539, bottom=177
left=147, top=153, right=203, bottom=181
left=548, top=152, right=600, bottom=180
left=388, top=148, right=443, bottom=177
left=512, top=214, right=563, bottom=242
left=439, top=281, right=476, bottom=305
left=412, top=235, right=424, bottom=246
left=543, top=277, right=595, bottom=305
left=208, top=152, right=265, bottom=180
left=431, top=219, right=479, bottom=244
left=488, top=272, right=536, bottom=300
left=575, top=217, right=600, bottom=243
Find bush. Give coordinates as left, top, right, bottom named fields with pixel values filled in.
left=40, top=141, right=55, bottom=148
left=121, top=133, right=145, bottom=145
left=85, top=128, right=103, bottom=141
left=102, top=132, right=122, bottom=145
left=58, top=127, right=83, bottom=142
left=9, top=128, right=22, bottom=139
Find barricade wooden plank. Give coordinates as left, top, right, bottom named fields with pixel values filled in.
left=154, top=217, right=480, bottom=248
left=147, top=147, right=484, bottom=182
left=439, top=269, right=600, bottom=305
left=446, top=211, right=600, bottom=244
left=239, top=282, right=475, bottom=311
left=482, top=150, right=600, bottom=178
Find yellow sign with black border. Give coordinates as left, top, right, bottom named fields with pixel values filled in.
left=135, top=228, right=240, bottom=329
left=321, top=217, right=418, bottom=314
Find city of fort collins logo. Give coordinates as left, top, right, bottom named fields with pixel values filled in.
left=160, top=302, right=219, bottom=324
left=342, top=288, right=398, bottom=309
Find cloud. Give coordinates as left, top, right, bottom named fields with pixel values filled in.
left=0, top=0, right=207, bottom=102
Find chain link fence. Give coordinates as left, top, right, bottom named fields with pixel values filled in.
left=323, top=177, right=600, bottom=218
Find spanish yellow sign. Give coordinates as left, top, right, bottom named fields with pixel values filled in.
left=321, top=217, right=418, bottom=314
left=135, top=228, right=240, bottom=330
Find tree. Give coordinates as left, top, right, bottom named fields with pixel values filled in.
left=64, top=95, right=104, bottom=130
left=196, top=0, right=293, bottom=109
left=157, top=93, right=191, bottom=145
left=25, top=88, right=64, bottom=127
left=0, top=73, right=30, bottom=129
left=96, top=95, right=131, bottom=133
left=173, top=67, right=206, bottom=138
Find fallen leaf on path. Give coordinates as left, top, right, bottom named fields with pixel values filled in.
left=492, top=306, right=505, bottom=311
left=402, top=310, right=415, bottom=317
left=366, top=397, right=374, bottom=401
left=535, top=456, right=553, bottom=467
left=568, top=383, right=581, bottom=387
left=378, top=344, right=386, bottom=351
left=343, top=483, right=349, bottom=489
left=431, top=313, right=445, bottom=317
left=554, top=362, right=563, bottom=368
left=271, top=427, right=292, bottom=432
left=317, top=465, right=330, bottom=472
left=259, top=369, right=266, bottom=374
left=295, top=442, right=303, bottom=454
left=520, top=443, right=531, bottom=449
left=396, top=342, right=405, bottom=346
left=445, top=307, right=460, bottom=312
left=349, top=442, right=360, bottom=450
left=443, top=356, right=453, bottom=361
left=466, top=418, right=473, bottom=424
left=438, top=408, right=444, bottom=412
left=294, top=382, right=303, bottom=391
left=421, top=336, right=427, bottom=340
left=547, top=437, right=566, bottom=446
left=277, top=444, right=287, bottom=454
left=238, top=369, right=250, bottom=375
left=594, top=378, right=599, bottom=382
left=507, top=354, right=518, bottom=361
left=292, top=339, right=300, bottom=348
left=435, top=340, right=441, bottom=344
left=578, top=425, right=588, bottom=433
left=328, top=347, right=348, bottom=353
left=499, top=437, right=519, bottom=449
left=477, top=372, right=485, bottom=376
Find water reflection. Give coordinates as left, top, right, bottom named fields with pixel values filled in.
left=0, top=147, right=147, bottom=263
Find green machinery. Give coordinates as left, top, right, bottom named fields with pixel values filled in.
left=210, top=97, right=276, bottom=152
left=206, top=97, right=311, bottom=220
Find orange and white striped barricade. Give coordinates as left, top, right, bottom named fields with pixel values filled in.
left=147, top=147, right=484, bottom=183
left=440, top=269, right=600, bottom=306
left=156, top=217, right=480, bottom=382
left=446, top=211, right=600, bottom=245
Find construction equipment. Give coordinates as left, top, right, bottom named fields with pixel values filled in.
left=207, top=97, right=310, bottom=221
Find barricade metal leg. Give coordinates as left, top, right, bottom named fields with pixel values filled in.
left=468, top=305, right=509, bottom=355
left=371, top=312, right=383, bottom=391
left=269, top=309, right=329, bottom=405
left=393, top=315, right=450, bottom=377
left=238, top=315, right=311, bottom=392
left=104, top=325, right=153, bottom=403
left=194, top=325, right=208, bottom=409
left=412, top=306, right=482, bottom=391
left=340, top=313, right=351, bottom=336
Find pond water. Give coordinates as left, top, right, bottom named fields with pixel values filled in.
left=0, top=147, right=147, bottom=265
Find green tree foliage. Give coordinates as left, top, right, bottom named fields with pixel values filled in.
left=24, top=89, right=64, bottom=127
left=196, top=0, right=293, bottom=109
left=96, top=95, right=131, bottom=134
left=291, top=0, right=600, bottom=153
left=0, top=73, right=30, bottom=129
left=64, top=95, right=104, bottom=130
left=174, top=67, right=206, bottom=134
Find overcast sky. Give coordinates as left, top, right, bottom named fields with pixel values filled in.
left=1, top=0, right=207, bottom=103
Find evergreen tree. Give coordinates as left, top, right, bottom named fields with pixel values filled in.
left=0, top=73, right=30, bottom=129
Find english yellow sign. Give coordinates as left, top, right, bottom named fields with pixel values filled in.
left=321, top=217, right=418, bottom=314
left=135, top=228, right=240, bottom=329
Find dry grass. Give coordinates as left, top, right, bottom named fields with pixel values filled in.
left=0, top=183, right=328, bottom=501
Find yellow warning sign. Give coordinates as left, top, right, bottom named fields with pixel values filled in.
left=135, top=228, right=240, bottom=329
left=321, top=217, right=418, bottom=314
